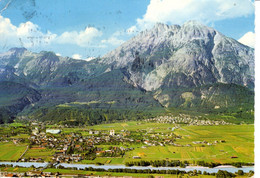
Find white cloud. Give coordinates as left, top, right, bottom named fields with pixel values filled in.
left=0, top=15, right=103, bottom=51
left=101, top=37, right=124, bottom=46
left=72, top=54, right=82, bottom=59
left=0, top=15, right=56, bottom=49
left=0, top=15, right=17, bottom=44
left=126, top=25, right=138, bottom=35
left=56, top=53, right=61, bottom=56
left=135, top=0, right=254, bottom=30
left=57, top=27, right=102, bottom=47
left=101, top=30, right=125, bottom=46
left=238, top=31, right=255, bottom=48
left=17, top=22, right=56, bottom=47
left=84, top=57, right=95, bottom=61
left=71, top=55, right=96, bottom=61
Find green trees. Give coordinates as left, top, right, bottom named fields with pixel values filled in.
left=237, top=170, right=244, bottom=175
left=196, top=160, right=221, bottom=168
left=32, top=106, right=153, bottom=126
left=125, top=160, right=186, bottom=167
left=66, top=146, right=73, bottom=155
left=216, top=170, right=235, bottom=177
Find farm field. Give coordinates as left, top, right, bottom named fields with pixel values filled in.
left=0, top=167, right=33, bottom=173
left=123, top=142, right=253, bottom=164
left=122, top=124, right=254, bottom=164
left=89, top=121, right=173, bottom=132
left=11, top=134, right=30, bottom=139
left=173, top=124, right=254, bottom=163
left=0, top=142, right=28, bottom=161
left=81, top=123, right=254, bottom=164
left=23, top=147, right=55, bottom=162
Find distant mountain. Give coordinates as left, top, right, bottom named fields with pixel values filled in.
left=0, top=21, right=254, bottom=123
left=0, top=48, right=110, bottom=87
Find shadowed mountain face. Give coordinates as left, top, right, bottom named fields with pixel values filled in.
left=0, top=81, right=41, bottom=123
left=0, top=21, right=254, bottom=123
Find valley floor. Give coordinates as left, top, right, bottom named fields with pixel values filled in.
left=0, top=121, right=254, bottom=177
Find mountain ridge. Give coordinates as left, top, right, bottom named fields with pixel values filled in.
left=0, top=21, right=254, bottom=123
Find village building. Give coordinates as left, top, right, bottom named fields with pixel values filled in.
left=46, top=129, right=61, bottom=134
left=133, top=156, right=141, bottom=159
left=32, top=127, right=39, bottom=135
left=110, top=129, right=115, bottom=136
left=89, top=130, right=94, bottom=134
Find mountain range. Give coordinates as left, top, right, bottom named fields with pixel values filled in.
left=0, top=21, right=254, bottom=124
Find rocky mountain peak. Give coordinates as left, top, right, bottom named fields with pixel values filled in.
left=38, top=51, right=60, bottom=62
left=153, top=22, right=170, bottom=30
left=101, top=21, right=254, bottom=91
left=9, top=47, right=27, bottom=53
left=177, top=21, right=217, bottom=43
left=8, top=47, right=28, bottom=57
left=151, top=22, right=180, bottom=33
left=101, top=21, right=217, bottom=68
left=140, top=22, right=181, bottom=38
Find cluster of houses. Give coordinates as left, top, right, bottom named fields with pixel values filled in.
left=26, top=125, right=188, bottom=163
left=96, top=146, right=133, bottom=157
left=145, top=114, right=231, bottom=126
left=53, top=153, right=82, bottom=163
left=141, top=132, right=180, bottom=147
left=192, top=140, right=226, bottom=146
left=27, top=128, right=140, bottom=163
left=0, top=171, right=61, bottom=177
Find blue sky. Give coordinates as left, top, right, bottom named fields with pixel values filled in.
left=0, top=0, right=255, bottom=60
